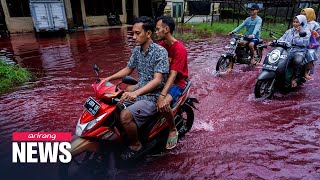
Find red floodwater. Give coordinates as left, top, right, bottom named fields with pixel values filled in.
left=1, top=27, right=320, bottom=179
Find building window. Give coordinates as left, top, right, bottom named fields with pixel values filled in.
left=173, top=2, right=183, bottom=18
left=6, top=0, right=31, bottom=17
left=85, top=0, right=122, bottom=16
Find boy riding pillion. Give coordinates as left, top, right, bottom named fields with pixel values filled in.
left=229, top=3, right=262, bottom=65
left=155, top=16, right=189, bottom=149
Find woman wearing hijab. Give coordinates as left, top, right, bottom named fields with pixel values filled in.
left=301, top=8, right=320, bottom=80
left=279, top=15, right=310, bottom=87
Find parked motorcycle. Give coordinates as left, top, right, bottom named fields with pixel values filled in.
left=60, top=64, right=198, bottom=177
left=107, top=12, right=122, bottom=26
left=0, top=23, right=10, bottom=38
left=216, top=33, right=266, bottom=73
left=254, top=31, right=307, bottom=99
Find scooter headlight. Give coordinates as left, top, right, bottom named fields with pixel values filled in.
left=268, top=49, right=281, bottom=64
left=85, top=112, right=107, bottom=131
left=230, top=38, right=236, bottom=45
left=76, top=120, right=87, bottom=136
left=76, top=125, right=83, bottom=136
left=75, top=112, right=107, bottom=136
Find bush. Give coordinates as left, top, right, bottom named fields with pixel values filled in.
left=181, top=22, right=288, bottom=39
left=0, top=61, right=32, bottom=93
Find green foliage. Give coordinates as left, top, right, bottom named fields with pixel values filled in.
left=0, top=61, right=32, bottom=94
left=174, top=32, right=202, bottom=41
left=180, top=22, right=288, bottom=39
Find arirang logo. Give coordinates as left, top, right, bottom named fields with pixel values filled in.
left=12, top=132, right=72, bottom=163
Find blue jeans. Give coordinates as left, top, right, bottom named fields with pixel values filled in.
left=168, top=85, right=183, bottom=104
left=244, top=37, right=259, bottom=45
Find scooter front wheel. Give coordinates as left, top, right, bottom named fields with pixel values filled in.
left=59, top=150, right=110, bottom=179
left=254, top=79, right=275, bottom=99
left=216, top=56, right=233, bottom=73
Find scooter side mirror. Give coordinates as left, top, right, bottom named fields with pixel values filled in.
left=93, top=64, right=100, bottom=83
left=93, top=64, right=99, bottom=74
left=269, top=31, right=278, bottom=40
left=299, top=32, right=307, bottom=37
left=269, top=31, right=274, bottom=37
left=122, top=76, right=138, bottom=85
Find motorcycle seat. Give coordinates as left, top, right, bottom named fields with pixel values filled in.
left=139, top=80, right=192, bottom=141
left=181, top=80, right=191, bottom=96
left=258, top=39, right=264, bottom=44
left=138, top=80, right=192, bottom=143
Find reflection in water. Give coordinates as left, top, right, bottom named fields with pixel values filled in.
left=0, top=28, right=320, bottom=179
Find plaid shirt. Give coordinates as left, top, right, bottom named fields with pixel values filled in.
left=128, top=41, right=169, bottom=103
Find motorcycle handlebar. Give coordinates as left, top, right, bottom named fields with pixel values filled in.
left=230, top=33, right=243, bottom=38
left=270, top=40, right=290, bottom=48
left=270, top=40, right=305, bottom=49
left=112, top=98, right=120, bottom=103
left=291, top=44, right=306, bottom=48
left=112, top=98, right=129, bottom=111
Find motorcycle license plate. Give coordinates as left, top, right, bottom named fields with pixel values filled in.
left=84, top=97, right=100, bottom=116
left=262, top=64, right=277, bottom=71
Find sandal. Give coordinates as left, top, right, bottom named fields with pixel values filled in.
left=166, top=131, right=179, bottom=150
left=304, top=75, right=313, bottom=81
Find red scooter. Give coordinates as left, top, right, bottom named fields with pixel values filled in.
left=60, top=64, right=198, bottom=178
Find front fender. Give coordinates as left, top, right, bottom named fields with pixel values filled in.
left=69, top=137, right=99, bottom=156
left=185, top=97, right=199, bottom=110
left=221, top=52, right=234, bottom=58
left=257, top=70, right=276, bottom=80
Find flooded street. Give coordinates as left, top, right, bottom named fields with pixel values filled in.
left=1, top=27, right=320, bottom=179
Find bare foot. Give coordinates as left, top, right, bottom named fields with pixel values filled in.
left=121, top=143, right=143, bottom=160
left=304, top=74, right=312, bottom=80
left=129, top=142, right=142, bottom=151
left=250, top=58, right=257, bottom=65
left=291, top=79, right=298, bottom=88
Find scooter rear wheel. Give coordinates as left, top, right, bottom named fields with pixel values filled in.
left=254, top=79, right=275, bottom=99
left=177, top=105, right=194, bottom=138
left=216, top=56, right=233, bottom=73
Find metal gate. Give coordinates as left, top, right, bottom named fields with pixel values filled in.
left=30, top=0, right=67, bottom=32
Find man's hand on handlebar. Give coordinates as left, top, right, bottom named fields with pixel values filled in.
left=120, top=91, right=138, bottom=102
